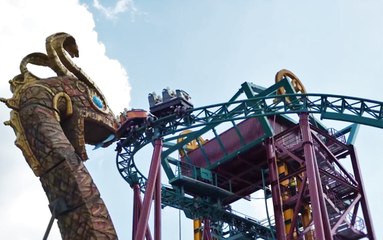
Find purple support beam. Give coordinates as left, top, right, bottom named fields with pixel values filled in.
left=313, top=152, right=332, bottom=239
left=287, top=175, right=307, bottom=239
left=135, top=139, right=163, bottom=240
left=349, top=146, right=376, bottom=239
left=299, top=113, right=331, bottom=240
left=266, top=139, right=286, bottom=240
left=132, top=184, right=153, bottom=240
left=155, top=158, right=162, bottom=240
left=132, top=184, right=140, bottom=240
left=331, top=194, right=362, bottom=234
left=202, top=218, right=212, bottom=240
left=311, top=133, right=358, bottom=186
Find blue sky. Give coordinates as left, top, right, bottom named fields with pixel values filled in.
left=0, top=0, right=382, bottom=239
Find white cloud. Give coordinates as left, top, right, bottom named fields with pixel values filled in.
left=0, top=0, right=130, bottom=239
left=92, top=0, right=136, bottom=19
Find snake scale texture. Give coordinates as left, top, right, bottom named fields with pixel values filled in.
left=2, top=32, right=118, bottom=239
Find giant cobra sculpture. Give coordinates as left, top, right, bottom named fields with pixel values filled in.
left=1, top=32, right=118, bottom=239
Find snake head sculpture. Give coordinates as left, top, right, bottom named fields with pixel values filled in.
left=4, top=32, right=118, bottom=162
left=62, top=35, right=79, bottom=58
left=2, top=32, right=119, bottom=239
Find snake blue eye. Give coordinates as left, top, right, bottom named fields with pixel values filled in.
left=93, top=95, right=104, bottom=109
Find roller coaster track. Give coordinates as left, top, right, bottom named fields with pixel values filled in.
left=116, top=91, right=383, bottom=239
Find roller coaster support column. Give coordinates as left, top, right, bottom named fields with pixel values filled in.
left=155, top=147, right=162, bottom=240
left=349, top=146, right=376, bottom=239
left=202, top=218, right=213, bottom=240
left=266, top=138, right=286, bottom=240
left=135, top=139, right=163, bottom=240
left=132, top=184, right=153, bottom=240
left=299, top=113, right=332, bottom=240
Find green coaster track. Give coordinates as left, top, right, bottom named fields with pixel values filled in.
left=115, top=77, right=383, bottom=239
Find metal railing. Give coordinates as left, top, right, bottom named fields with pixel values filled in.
left=173, top=160, right=233, bottom=193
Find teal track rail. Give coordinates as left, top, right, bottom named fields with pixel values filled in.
left=163, top=93, right=383, bottom=132
left=119, top=93, right=383, bottom=148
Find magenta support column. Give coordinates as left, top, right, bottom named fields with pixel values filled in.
left=266, top=138, right=286, bottom=240
left=135, top=139, right=163, bottom=240
left=132, top=184, right=140, bottom=240
left=132, top=184, right=153, bottom=240
left=155, top=155, right=162, bottom=240
left=299, top=113, right=331, bottom=239
left=202, top=218, right=212, bottom=240
left=349, top=146, right=376, bottom=239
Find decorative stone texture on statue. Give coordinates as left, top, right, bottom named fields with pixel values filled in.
left=1, top=32, right=118, bottom=239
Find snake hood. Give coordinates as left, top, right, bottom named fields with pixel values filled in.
left=3, top=32, right=118, bottom=166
